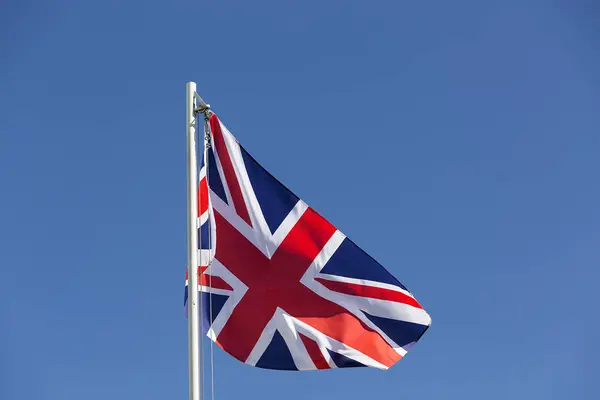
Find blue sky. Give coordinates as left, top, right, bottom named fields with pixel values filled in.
left=1, top=1, right=598, bottom=399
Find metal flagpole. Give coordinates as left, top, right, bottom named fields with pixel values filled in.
left=186, top=81, right=201, bottom=400
left=187, top=81, right=211, bottom=400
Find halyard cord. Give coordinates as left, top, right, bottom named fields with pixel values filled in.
left=197, top=113, right=205, bottom=400
left=203, top=111, right=215, bottom=400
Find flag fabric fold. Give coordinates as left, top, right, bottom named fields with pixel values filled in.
left=185, top=113, right=431, bottom=371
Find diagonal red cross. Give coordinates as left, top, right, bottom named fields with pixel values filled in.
left=212, top=207, right=401, bottom=368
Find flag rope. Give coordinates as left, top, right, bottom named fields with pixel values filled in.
left=204, top=111, right=216, bottom=400
left=198, top=112, right=205, bottom=400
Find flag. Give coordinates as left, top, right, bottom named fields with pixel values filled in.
left=185, top=113, right=431, bottom=371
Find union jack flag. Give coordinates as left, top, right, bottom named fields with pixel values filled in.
left=185, top=114, right=431, bottom=371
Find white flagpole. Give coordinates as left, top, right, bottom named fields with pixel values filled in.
left=186, top=81, right=201, bottom=400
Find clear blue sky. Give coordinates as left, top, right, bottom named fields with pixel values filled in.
left=1, top=1, right=598, bottom=399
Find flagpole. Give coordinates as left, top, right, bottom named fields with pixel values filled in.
left=186, top=81, right=201, bottom=400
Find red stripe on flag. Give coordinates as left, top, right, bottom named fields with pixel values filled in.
left=210, top=114, right=252, bottom=227
left=185, top=268, right=233, bottom=291
left=315, top=278, right=423, bottom=309
left=200, top=274, right=233, bottom=291
left=198, top=176, right=209, bottom=216
left=299, top=334, right=330, bottom=370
